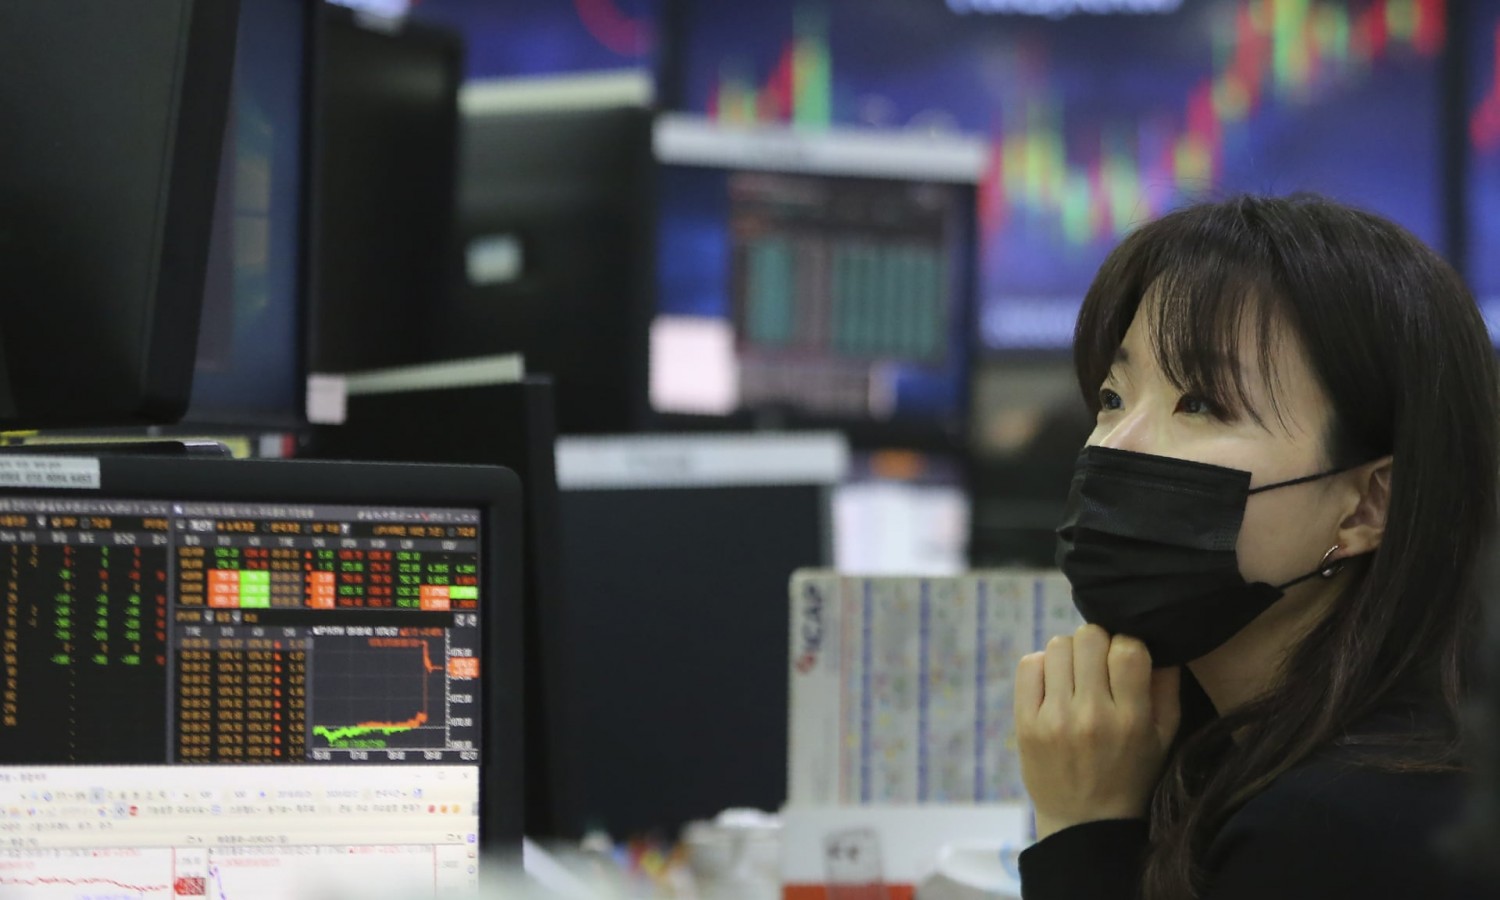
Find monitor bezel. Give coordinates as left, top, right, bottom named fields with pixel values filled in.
left=183, top=0, right=322, bottom=429
left=304, top=3, right=466, bottom=378
left=0, top=456, right=525, bottom=859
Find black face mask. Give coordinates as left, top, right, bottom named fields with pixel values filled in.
left=1055, top=445, right=1352, bottom=668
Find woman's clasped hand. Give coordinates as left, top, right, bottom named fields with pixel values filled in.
left=1016, top=624, right=1181, bottom=841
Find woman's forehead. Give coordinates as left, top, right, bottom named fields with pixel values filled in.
left=1124, top=284, right=1327, bottom=428
left=1135, top=279, right=1295, bottom=366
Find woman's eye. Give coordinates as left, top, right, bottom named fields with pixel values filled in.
left=1176, top=395, right=1215, bottom=416
left=1098, top=388, right=1123, bottom=411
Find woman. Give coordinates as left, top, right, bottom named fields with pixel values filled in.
left=1015, top=195, right=1498, bottom=899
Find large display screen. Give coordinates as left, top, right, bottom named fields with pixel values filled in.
left=1468, top=0, right=1500, bottom=335
left=677, top=0, right=1447, bottom=348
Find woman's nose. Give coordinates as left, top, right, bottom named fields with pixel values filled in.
left=1093, top=407, right=1155, bottom=454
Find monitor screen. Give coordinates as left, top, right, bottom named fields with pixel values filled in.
left=972, top=0, right=1447, bottom=349
left=408, top=0, right=655, bottom=80
left=671, top=0, right=1447, bottom=351
left=1468, top=0, right=1500, bottom=336
left=189, top=0, right=310, bottom=421
left=651, top=164, right=975, bottom=433
left=0, top=493, right=485, bottom=895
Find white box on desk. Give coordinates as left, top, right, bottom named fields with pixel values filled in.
left=780, top=805, right=1030, bottom=900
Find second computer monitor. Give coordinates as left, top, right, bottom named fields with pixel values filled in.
left=650, top=117, right=981, bottom=448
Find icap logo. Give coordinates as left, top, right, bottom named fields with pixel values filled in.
left=794, top=583, right=826, bottom=674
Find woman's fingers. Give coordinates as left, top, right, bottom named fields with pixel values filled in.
left=1042, top=634, right=1075, bottom=702
left=1106, top=634, right=1152, bottom=716
left=1072, top=624, right=1113, bottom=701
left=1015, top=652, right=1045, bottom=729
left=1017, top=630, right=1180, bottom=837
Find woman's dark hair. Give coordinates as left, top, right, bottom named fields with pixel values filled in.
left=1072, top=194, right=1500, bottom=899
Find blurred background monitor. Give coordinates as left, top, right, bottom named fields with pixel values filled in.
left=969, top=0, right=1450, bottom=350
left=304, top=371, right=572, bottom=838
left=649, top=116, right=981, bottom=450
left=437, top=94, right=656, bottom=436
left=552, top=433, right=846, bottom=837
left=187, top=0, right=317, bottom=426
left=1467, top=0, right=1500, bottom=338
left=408, top=0, right=655, bottom=80
left=310, top=3, right=464, bottom=375
left=0, top=0, right=239, bottom=428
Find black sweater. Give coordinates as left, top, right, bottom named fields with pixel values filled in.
left=1017, top=707, right=1493, bottom=899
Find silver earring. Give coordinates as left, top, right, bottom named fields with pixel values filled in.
left=1318, top=544, right=1343, bottom=579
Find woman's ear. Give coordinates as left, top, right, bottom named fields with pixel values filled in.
left=1336, top=456, right=1393, bottom=557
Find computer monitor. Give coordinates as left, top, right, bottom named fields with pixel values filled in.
left=304, top=374, right=573, bottom=838
left=1467, top=0, right=1500, bottom=337
left=188, top=0, right=316, bottom=425
left=439, top=101, right=656, bottom=435
left=553, top=433, right=845, bottom=836
left=0, top=0, right=238, bottom=427
left=650, top=116, right=981, bottom=448
left=0, top=456, right=523, bottom=894
left=309, top=4, right=463, bottom=375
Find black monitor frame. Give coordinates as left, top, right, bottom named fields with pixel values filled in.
left=185, top=0, right=322, bottom=429
left=307, top=3, right=465, bottom=376
left=442, top=103, right=656, bottom=436
left=0, top=455, right=525, bottom=856
left=552, top=438, right=840, bottom=836
left=303, top=377, right=571, bottom=838
left=0, top=0, right=240, bottom=429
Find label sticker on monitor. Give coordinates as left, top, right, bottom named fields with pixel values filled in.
left=0, top=455, right=100, bottom=489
